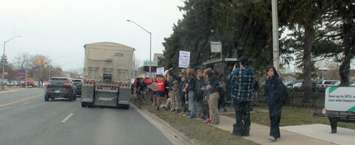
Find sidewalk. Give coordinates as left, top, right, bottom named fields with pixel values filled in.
left=214, top=116, right=337, bottom=145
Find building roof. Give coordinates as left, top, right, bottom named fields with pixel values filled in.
left=84, top=42, right=135, bottom=51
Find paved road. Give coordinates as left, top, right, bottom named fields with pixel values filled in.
left=0, top=88, right=173, bottom=145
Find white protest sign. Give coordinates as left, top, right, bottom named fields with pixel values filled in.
left=156, top=67, right=165, bottom=75
left=178, top=51, right=190, bottom=68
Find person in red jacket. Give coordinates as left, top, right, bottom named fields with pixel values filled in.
left=155, top=75, right=166, bottom=110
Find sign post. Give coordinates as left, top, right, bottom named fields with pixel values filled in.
left=210, top=41, right=222, bottom=53
left=210, top=41, right=223, bottom=61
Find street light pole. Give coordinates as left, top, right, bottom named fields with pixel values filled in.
left=126, top=19, right=152, bottom=77
left=1, top=42, right=6, bottom=90
left=272, top=0, right=280, bottom=70
left=1, top=35, right=21, bottom=90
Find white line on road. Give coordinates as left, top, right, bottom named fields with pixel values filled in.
left=0, top=88, right=23, bottom=94
left=61, top=113, right=74, bottom=124
left=0, top=96, right=38, bottom=108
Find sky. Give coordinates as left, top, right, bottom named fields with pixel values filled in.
left=0, top=0, right=184, bottom=71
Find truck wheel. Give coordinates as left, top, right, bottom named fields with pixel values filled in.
left=87, top=103, right=94, bottom=108
left=81, top=102, right=87, bottom=108
left=329, top=117, right=338, bottom=133
left=69, top=93, right=76, bottom=101
left=123, top=104, right=130, bottom=110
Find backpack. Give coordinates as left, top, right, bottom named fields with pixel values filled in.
left=216, top=82, right=225, bottom=98
left=279, top=81, right=289, bottom=104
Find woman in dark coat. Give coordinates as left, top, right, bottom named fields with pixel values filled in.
left=265, top=66, right=284, bottom=142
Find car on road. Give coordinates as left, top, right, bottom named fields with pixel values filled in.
left=20, top=79, right=37, bottom=88
left=6, top=80, right=18, bottom=86
left=72, top=79, right=83, bottom=97
left=349, top=81, right=355, bottom=87
left=289, top=80, right=318, bottom=91
left=44, top=77, right=76, bottom=101
left=292, top=80, right=303, bottom=89
left=317, top=80, right=340, bottom=89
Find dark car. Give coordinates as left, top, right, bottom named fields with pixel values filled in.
left=44, top=77, right=76, bottom=101
left=72, top=79, right=83, bottom=97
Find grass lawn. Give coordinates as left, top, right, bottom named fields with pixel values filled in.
left=226, top=105, right=355, bottom=130
left=140, top=103, right=259, bottom=145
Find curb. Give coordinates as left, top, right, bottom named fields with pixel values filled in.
left=132, top=104, right=199, bottom=145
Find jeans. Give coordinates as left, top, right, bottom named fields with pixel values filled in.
left=233, top=101, right=251, bottom=136
left=208, top=92, right=220, bottom=124
left=188, top=91, right=197, bottom=117
left=268, top=103, right=282, bottom=138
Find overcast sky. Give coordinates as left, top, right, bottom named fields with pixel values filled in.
left=0, top=0, right=183, bottom=71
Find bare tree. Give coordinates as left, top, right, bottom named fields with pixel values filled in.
left=13, top=53, right=32, bottom=69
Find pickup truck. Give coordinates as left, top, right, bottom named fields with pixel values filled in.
left=325, top=87, right=355, bottom=133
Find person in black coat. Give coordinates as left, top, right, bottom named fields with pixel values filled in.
left=265, top=66, right=283, bottom=142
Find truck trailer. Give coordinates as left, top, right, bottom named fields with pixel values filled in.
left=80, top=42, right=134, bottom=109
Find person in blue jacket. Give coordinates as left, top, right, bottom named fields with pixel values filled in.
left=265, top=66, right=284, bottom=142
left=229, top=57, right=256, bottom=136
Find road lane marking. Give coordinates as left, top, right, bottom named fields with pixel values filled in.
left=0, top=88, right=23, bottom=94
left=61, top=113, right=74, bottom=123
left=0, top=96, right=38, bottom=108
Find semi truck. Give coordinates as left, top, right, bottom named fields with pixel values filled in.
left=80, top=42, right=134, bottom=109
left=325, top=87, right=355, bottom=133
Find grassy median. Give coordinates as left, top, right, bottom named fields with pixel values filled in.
left=226, top=105, right=355, bottom=130
left=132, top=97, right=258, bottom=145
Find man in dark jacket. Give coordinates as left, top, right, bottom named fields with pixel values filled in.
left=229, top=57, right=256, bottom=136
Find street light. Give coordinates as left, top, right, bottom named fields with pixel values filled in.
left=2, top=35, right=22, bottom=89
left=126, top=19, right=152, bottom=77
left=271, top=0, right=280, bottom=70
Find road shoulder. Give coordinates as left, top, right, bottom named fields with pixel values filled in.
left=132, top=104, right=198, bottom=145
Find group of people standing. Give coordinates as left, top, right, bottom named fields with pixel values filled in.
left=164, top=67, right=225, bottom=125
left=132, top=57, right=287, bottom=142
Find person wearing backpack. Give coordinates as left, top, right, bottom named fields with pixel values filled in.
left=265, top=66, right=287, bottom=142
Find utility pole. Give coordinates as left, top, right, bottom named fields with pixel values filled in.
left=126, top=19, right=152, bottom=77
left=272, top=0, right=280, bottom=70
left=2, top=35, right=21, bottom=90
